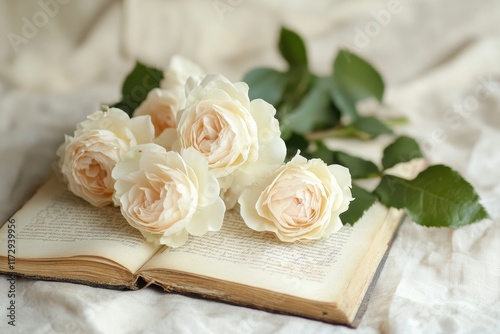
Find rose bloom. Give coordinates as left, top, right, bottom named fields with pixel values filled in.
left=112, top=144, right=225, bottom=247
left=158, top=74, right=286, bottom=208
left=133, top=88, right=179, bottom=137
left=160, top=55, right=204, bottom=95
left=238, top=154, right=353, bottom=242
left=57, top=108, right=154, bottom=207
left=134, top=56, right=204, bottom=137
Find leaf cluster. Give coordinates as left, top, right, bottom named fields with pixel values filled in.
left=243, top=27, right=489, bottom=228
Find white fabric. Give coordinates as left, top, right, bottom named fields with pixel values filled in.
left=1, top=0, right=500, bottom=332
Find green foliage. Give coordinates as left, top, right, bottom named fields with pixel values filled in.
left=382, top=136, right=423, bottom=170
left=282, top=77, right=337, bottom=134
left=331, top=50, right=385, bottom=121
left=284, top=132, right=309, bottom=159
left=278, top=27, right=308, bottom=68
left=243, top=68, right=287, bottom=106
left=244, top=30, right=390, bottom=157
left=310, top=142, right=380, bottom=179
left=332, top=151, right=380, bottom=179
left=351, top=116, right=393, bottom=138
left=243, top=26, right=489, bottom=228
left=333, top=50, right=384, bottom=102
left=340, top=184, right=377, bottom=225
left=374, top=165, right=489, bottom=227
left=111, top=61, right=163, bottom=117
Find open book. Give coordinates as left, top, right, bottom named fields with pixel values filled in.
left=0, top=169, right=412, bottom=327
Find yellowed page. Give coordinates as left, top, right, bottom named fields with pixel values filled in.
left=141, top=203, right=395, bottom=302
left=0, top=176, right=159, bottom=273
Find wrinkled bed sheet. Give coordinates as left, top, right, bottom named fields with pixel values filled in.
left=0, top=1, right=499, bottom=333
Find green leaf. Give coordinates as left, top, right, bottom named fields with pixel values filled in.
left=279, top=67, right=311, bottom=114
left=282, top=77, right=335, bottom=134
left=340, top=184, right=377, bottom=225
left=331, top=49, right=384, bottom=120
left=308, top=141, right=335, bottom=164
left=334, top=49, right=384, bottom=101
left=243, top=67, right=288, bottom=106
left=333, top=151, right=380, bottom=179
left=278, top=27, right=308, bottom=68
left=330, top=77, right=358, bottom=121
left=305, top=142, right=380, bottom=178
left=382, top=135, right=423, bottom=170
left=374, top=165, right=489, bottom=227
left=284, top=132, right=310, bottom=161
left=351, top=116, right=393, bottom=138
left=111, top=61, right=163, bottom=117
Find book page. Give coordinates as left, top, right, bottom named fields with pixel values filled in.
left=142, top=203, right=396, bottom=302
left=0, top=177, right=159, bottom=273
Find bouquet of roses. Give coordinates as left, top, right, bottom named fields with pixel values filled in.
left=56, top=27, right=488, bottom=248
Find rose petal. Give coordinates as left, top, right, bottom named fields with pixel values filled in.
left=159, top=229, right=189, bottom=248
left=186, top=197, right=225, bottom=236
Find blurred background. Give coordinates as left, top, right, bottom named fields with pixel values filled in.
left=1, top=0, right=499, bottom=90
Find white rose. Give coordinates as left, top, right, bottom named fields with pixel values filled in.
left=112, top=144, right=225, bottom=247
left=133, top=56, right=204, bottom=138
left=160, top=55, right=204, bottom=95
left=57, top=108, right=154, bottom=207
left=238, top=154, right=353, bottom=242
left=158, top=74, right=286, bottom=208
left=133, top=88, right=178, bottom=137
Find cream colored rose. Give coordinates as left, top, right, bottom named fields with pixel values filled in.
left=238, top=154, right=353, bottom=242
left=112, top=144, right=225, bottom=247
left=133, top=56, right=204, bottom=137
left=133, top=88, right=178, bottom=137
left=57, top=108, right=154, bottom=207
left=160, top=55, right=204, bottom=94
left=158, top=74, right=286, bottom=208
